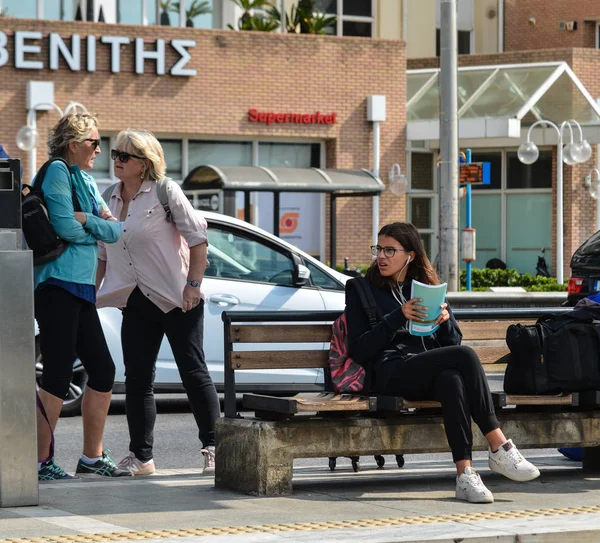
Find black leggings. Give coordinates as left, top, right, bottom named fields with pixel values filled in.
left=374, top=345, right=499, bottom=462
left=35, top=285, right=115, bottom=398
left=121, top=287, right=220, bottom=462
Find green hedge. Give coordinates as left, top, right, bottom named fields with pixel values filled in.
left=334, top=264, right=567, bottom=292
left=460, top=268, right=567, bottom=292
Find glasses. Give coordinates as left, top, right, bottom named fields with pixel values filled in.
left=110, top=149, right=145, bottom=163
left=85, top=138, right=101, bottom=150
left=371, top=245, right=408, bottom=258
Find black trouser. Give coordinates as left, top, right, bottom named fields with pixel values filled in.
left=121, top=287, right=220, bottom=462
left=35, top=285, right=115, bottom=398
left=374, top=345, right=499, bottom=462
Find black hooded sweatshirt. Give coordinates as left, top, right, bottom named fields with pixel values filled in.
left=345, top=277, right=462, bottom=390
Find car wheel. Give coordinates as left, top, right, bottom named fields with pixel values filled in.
left=35, top=336, right=88, bottom=417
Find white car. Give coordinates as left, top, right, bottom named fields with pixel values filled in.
left=35, top=211, right=349, bottom=416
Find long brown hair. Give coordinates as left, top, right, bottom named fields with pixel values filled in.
left=366, top=222, right=440, bottom=288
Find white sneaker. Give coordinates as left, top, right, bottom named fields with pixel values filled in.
left=201, top=447, right=215, bottom=475
left=456, top=466, right=494, bottom=503
left=489, top=439, right=540, bottom=482
left=116, top=452, right=156, bottom=476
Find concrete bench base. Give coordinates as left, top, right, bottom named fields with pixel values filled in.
left=215, top=411, right=600, bottom=496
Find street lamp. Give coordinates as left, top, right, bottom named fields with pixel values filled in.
left=517, top=119, right=592, bottom=284
left=585, top=168, right=600, bottom=231
left=16, top=101, right=87, bottom=182
left=388, top=163, right=407, bottom=195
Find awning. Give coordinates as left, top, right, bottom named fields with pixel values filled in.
left=181, top=165, right=385, bottom=194
left=407, top=61, right=600, bottom=142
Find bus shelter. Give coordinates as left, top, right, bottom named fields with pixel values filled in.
left=181, top=165, right=385, bottom=266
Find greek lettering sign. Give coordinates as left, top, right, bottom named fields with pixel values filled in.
left=0, top=31, right=196, bottom=76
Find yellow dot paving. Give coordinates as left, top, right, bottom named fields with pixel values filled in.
left=2, top=505, right=600, bottom=543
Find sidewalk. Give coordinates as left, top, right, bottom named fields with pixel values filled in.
left=1, top=453, right=600, bottom=543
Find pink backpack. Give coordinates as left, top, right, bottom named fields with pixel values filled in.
left=328, top=278, right=378, bottom=393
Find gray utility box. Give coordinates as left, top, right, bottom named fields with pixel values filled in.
left=0, top=158, right=38, bottom=507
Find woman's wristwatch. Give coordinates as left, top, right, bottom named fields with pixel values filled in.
left=186, top=280, right=201, bottom=288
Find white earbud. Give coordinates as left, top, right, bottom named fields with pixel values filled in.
left=407, top=255, right=411, bottom=263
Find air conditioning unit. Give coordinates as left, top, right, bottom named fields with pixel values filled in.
left=565, top=21, right=578, bottom=31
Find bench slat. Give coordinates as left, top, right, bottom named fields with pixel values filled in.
left=230, top=324, right=333, bottom=343
left=471, top=346, right=511, bottom=365
left=505, top=393, right=573, bottom=406
left=230, top=350, right=328, bottom=370
left=459, top=320, right=535, bottom=341
left=243, top=393, right=376, bottom=415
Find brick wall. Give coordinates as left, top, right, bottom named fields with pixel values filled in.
left=0, top=18, right=407, bottom=266
left=504, top=0, right=600, bottom=52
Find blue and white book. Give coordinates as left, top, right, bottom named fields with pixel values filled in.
left=408, top=280, right=448, bottom=336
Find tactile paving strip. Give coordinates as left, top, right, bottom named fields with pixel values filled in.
left=3, top=505, right=600, bottom=542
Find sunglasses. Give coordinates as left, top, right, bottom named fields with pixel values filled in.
left=85, top=138, right=101, bottom=150
left=110, top=149, right=145, bottom=163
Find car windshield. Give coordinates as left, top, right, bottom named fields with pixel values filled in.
left=206, top=227, right=295, bottom=285
left=577, top=231, right=600, bottom=256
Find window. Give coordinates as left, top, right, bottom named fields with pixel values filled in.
left=188, top=141, right=252, bottom=170
left=258, top=143, right=320, bottom=168
left=436, top=29, right=472, bottom=56
left=410, top=153, right=434, bottom=190
left=506, top=150, right=552, bottom=189
left=2, top=0, right=36, bottom=18
left=470, top=151, right=501, bottom=190
left=315, top=0, right=374, bottom=37
left=205, top=227, right=295, bottom=286
left=159, top=139, right=182, bottom=180
left=305, top=261, right=344, bottom=291
left=89, top=137, right=111, bottom=180
left=408, top=151, right=436, bottom=259
left=44, top=0, right=80, bottom=20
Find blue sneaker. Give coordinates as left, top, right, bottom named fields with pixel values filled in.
left=558, top=447, right=582, bottom=461
left=39, top=459, right=75, bottom=481
left=75, top=449, right=133, bottom=478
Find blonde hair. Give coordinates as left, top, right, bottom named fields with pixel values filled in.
left=115, top=129, right=166, bottom=181
left=48, top=112, right=98, bottom=158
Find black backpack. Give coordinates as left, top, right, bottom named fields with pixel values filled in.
left=504, top=315, right=600, bottom=395
left=22, top=158, right=81, bottom=266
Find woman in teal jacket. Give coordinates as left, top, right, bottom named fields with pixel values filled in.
left=35, top=112, right=132, bottom=480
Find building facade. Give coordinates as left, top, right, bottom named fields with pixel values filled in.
left=0, top=17, right=405, bottom=266
left=2, top=0, right=600, bottom=278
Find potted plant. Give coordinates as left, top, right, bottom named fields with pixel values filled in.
left=172, top=0, right=211, bottom=28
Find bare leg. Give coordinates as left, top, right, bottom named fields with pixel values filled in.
left=455, top=459, right=472, bottom=476
left=37, top=389, right=64, bottom=462
left=82, top=387, right=112, bottom=458
left=485, top=428, right=508, bottom=452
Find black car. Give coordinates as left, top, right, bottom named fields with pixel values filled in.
left=567, top=230, right=600, bottom=306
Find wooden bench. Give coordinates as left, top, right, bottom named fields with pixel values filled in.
left=215, top=308, right=600, bottom=496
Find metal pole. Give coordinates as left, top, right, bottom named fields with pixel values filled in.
left=597, top=147, right=600, bottom=231
left=280, top=0, right=285, bottom=32
left=330, top=195, right=337, bottom=268
left=29, top=113, right=37, bottom=183
left=439, top=0, right=459, bottom=291
left=465, top=149, right=472, bottom=291
left=372, top=120, right=380, bottom=246
left=556, top=138, right=564, bottom=284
